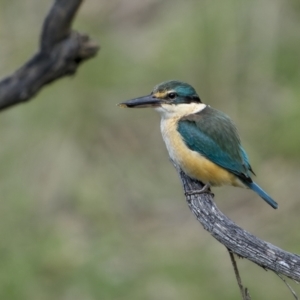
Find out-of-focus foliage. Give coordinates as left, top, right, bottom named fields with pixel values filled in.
left=0, top=0, right=300, bottom=299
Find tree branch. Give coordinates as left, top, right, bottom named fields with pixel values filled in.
left=0, top=0, right=99, bottom=110
left=176, top=168, right=300, bottom=281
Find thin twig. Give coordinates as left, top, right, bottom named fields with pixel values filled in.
left=277, top=273, right=299, bottom=300
left=228, top=248, right=251, bottom=300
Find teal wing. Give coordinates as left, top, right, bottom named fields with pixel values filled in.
left=178, top=106, right=253, bottom=182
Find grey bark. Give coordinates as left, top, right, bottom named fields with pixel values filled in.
left=0, top=0, right=99, bottom=110
left=177, top=167, right=300, bottom=281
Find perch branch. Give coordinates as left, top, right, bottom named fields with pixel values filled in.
left=0, top=0, right=99, bottom=110
left=176, top=168, right=300, bottom=281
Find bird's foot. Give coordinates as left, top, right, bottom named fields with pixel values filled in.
left=185, top=184, right=214, bottom=197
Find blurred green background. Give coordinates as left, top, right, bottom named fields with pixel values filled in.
left=0, top=0, right=300, bottom=299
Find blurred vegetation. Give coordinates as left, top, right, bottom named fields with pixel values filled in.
left=0, top=0, right=300, bottom=299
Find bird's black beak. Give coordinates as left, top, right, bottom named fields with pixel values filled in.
left=118, top=95, right=162, bottom=108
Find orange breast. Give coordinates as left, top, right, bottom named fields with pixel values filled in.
left=160, top=117, right=245, bottom=187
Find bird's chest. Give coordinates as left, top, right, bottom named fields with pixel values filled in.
left=160, top=117, right=200, bottom=171
left=160, top=117, right=238, bottom=186
left=160, top=117, right=184, bottom=164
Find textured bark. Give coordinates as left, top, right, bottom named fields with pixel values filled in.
left=177, top=168, right=300, bottom=281
left=0, top=0, right=99, bottom=110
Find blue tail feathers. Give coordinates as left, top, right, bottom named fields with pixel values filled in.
left=245, top=181, right=278, bottom=209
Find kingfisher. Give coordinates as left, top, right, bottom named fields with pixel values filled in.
left=118, top=80, right=278, bottom=209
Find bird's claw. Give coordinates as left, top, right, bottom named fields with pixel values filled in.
left=185, top=184, right=214, bottom=197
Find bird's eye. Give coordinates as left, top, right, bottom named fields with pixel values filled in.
left=168, top=92, right=177, bottom=99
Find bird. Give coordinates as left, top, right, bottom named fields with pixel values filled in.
left=118, top=80, right=278, bottom=209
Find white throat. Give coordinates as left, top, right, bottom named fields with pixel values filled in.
left=155, top=103, right=207, bottom=119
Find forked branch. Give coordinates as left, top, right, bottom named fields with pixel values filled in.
left=0, top=0, right=99, bottom=110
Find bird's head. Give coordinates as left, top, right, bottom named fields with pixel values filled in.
left=118, top=81, right=203, bottom=116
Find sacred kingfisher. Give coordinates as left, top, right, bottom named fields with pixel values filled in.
left=118, top=80, right=278, bottom=209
